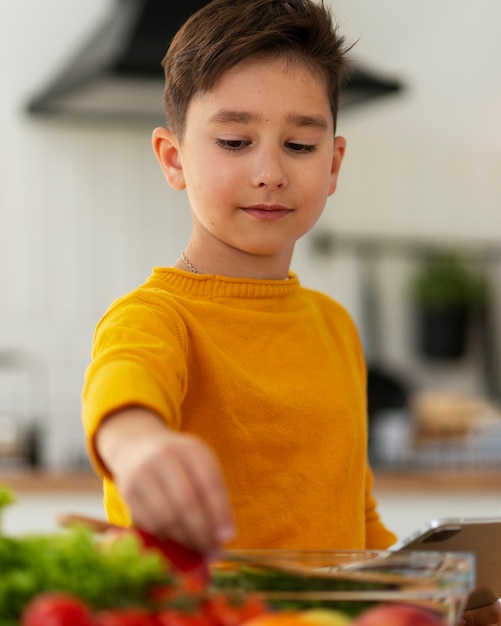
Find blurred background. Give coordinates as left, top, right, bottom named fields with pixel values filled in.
left=0, top=0, right=500, bottom=479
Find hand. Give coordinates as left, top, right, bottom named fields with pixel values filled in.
left=96, top=407, right=235, bottom=555
left=458, top=600, right=501, bottom=626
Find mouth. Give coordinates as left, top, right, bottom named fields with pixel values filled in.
left=242, top=204, right=292, bottom=221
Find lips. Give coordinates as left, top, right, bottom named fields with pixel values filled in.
left=242, top=204, right=292, bottom=221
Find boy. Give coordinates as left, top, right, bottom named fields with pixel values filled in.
left=82, top=3, right=499, bottom=623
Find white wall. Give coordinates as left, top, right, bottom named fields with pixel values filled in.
left=1, top=0, right=500, bottom=468
left=301, top=0, right=501, bottom=396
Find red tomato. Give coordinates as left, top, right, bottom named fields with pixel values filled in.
left=95, top=607, right=157, bottom=626
left=156, top=608, right=211, bottom=626
left=135, top=530, right=209, bottom=584
left=203, top=592, right=269, bottom=626
left=21, top=592, right=95, bottom=626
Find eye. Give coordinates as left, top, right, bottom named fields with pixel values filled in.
left=216, top=139, right=251, bottom=151
left=287, top=142, right=317, bottom=154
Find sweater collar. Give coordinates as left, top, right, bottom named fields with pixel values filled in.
left=152, top=267, right=300, bottom=299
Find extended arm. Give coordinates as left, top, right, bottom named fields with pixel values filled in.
left=95, top=406, right=235, bottom=555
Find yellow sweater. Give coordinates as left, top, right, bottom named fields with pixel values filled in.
left=82, top=268, right=396, bottom=550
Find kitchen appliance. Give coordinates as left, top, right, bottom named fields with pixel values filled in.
left=26, top=0, right=403, bottom=123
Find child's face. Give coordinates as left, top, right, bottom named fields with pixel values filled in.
left=154, top=56, right=345, bottom=271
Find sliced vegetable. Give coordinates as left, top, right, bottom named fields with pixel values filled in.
left=58, top=514, right=209, bottom=585
left=136, top=528, right=209, bottom=583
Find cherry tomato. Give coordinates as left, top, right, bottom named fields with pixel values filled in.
left=21, top=592, right=95, bottom=626
left=203, top=592, right=269, bottom=626
left=95, top=607, right=157, bottom=626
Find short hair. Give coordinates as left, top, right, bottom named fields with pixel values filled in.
left=162, top=0, right=351, bottom=139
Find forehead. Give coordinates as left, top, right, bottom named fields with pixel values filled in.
left=189, top=55, right=332, bottom=123
left=215, top=53, right=329, bottom=89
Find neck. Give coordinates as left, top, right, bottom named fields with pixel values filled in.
left=175, top=245, right=293, bottom=280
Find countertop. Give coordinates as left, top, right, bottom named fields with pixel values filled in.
left=0, top=469, right=101, bottom=492
left=374, top=468, right=501, bottom=492
left=1, top=468, right=501, bottom=492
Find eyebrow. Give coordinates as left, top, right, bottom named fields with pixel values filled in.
left=209, top=110, right=259, bottom=125
left=209, top=109, right=329, bottom=130
left=286, top=113, right=329, bottom=130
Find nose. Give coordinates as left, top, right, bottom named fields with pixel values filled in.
left=252, top=146, right=288, bottom=190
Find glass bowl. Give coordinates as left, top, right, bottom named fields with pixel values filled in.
left=211, top=549, right=475, bottom=626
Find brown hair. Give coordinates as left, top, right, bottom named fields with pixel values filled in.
left=162, top=0, right=351, bottom=139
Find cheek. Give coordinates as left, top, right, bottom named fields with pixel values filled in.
left=317, top=160, right=339, bottom=198
left=201, top=162, right=239, bottom=197
left=182, top=158, right=211, bottom=195
left=307, top=168, right=333, bottom=203
left=190, top=153, right=232, bottom=188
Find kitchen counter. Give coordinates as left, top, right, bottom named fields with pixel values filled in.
left=0, top=469, right=101, bottom=492
left=1, top=468, right=500, bottom=538
left=373, top=468, right=501, bottom=540
left=2, top=467, right=501, bottom=493
left=0, top=470, right=104, bottom=536
left=374, top=468, right=501, bottom=492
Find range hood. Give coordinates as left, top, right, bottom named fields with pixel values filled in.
left=26, top=0, right=402, bottom=124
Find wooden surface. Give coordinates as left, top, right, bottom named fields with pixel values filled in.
left=374, top=469, right=501, bottom=492
left=0, top=469, right=101, bottom=492
left=1, top=468, right=501, bottom=493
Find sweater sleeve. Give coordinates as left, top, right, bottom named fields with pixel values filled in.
left=364, top=465, right=398, bottom=548
left=81, top=294, right=187, bottom=478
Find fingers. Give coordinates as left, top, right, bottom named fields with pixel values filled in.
left=116, top=431, right=235, bottom=554
left=184, top=438, right=235, bottom=545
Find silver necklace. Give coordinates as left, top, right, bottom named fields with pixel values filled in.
left=181, top=252, right=201, bottom=274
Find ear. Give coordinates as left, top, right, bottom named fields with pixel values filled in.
left=328, top=136, right=346, bottom=196
left=152, top=127, right=186, bottom=190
